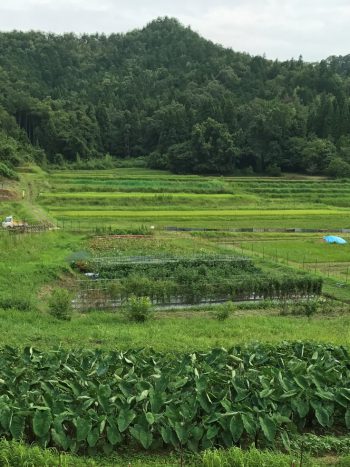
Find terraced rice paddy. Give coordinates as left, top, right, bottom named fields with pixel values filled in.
left=40, top=169, right=350, bottom=230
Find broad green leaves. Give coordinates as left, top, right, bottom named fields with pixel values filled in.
left=230, top=413, right=244, bottom=442
left=33, top=410, right=52, bottom=438
left=75, top=417, right=92, bottom=442
left=259, top=416, right=277, bottom=443
left=117, top=409, right=136, bottom=432
left=0, top=343, right=348, bottom=453
left=129, top=424, right=153, bottom=449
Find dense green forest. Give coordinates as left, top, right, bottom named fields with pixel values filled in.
left=1, top=17, right=350, bottom=176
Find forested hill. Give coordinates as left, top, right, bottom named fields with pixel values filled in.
left=1, top=17, right=350, bottom=176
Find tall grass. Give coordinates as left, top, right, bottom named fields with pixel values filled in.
left=201, top=448, right=310, bottom=467
left=0, top=309, right=349, bottom=352
left=0, top=439, right=96, bottom=466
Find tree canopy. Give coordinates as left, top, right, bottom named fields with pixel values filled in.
left=1, top=17, right=350, bottom=175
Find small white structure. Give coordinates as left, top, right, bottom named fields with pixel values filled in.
left=2, top=216, right=14, bottom=228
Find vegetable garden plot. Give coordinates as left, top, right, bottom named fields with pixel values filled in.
left=72, top=255, right=322, bottom=310
left=0, top=343, right=349, bottom=454
left=73, top=275, right=322, bottom=310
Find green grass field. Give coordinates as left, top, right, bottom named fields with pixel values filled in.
left=1, top=308, right=349, bottom=351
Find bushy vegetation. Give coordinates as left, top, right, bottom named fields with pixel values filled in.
left=0, top=295, right=34, bottom=311
left=74, top=254, right=322, bottom=308
left=291, top=434, right=350, bottom=456
left=48, top=288, right=73, bottom=320
left=0, top=343, right=349, bottom=454
left=0, top=162, right=19, bottom=180
left=122, top=295, right=153, bottom=322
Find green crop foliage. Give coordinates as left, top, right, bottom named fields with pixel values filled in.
left=0, top=343, right=349, bottom=454
left=75, top=254, right=322, bottom=308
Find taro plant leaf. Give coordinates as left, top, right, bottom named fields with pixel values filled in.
left=161, top=426, right=171, bottom=444
left=117, top=409, right=136, bottom=432
left=293, top=400, right=309, bottom=418
left=230, top=413, right=244, bottom=442
left=259, top=415, right=277, bottom=443
left=281, top=430, right=291, bottom=452
left=346, top=409, right=350, bottom=429
left=175, top=422, right=189, bottom=443
left=107, top=425, right=121, bottom=445
left=149, top=389, right=164, bottom=413
left=76, top=416, right=92, bottom=442
left=260, top=388, right=274, bottom=398
left=145, top=412, right=155, bottom=425
left=315, top=406, right=330, bottom=427
left=10, top=415, right=25, bottom=439
left=51, top=428, right=69, bottom=450
left=33, top=409, right=52, bottom=438
left=187, top=438, right=199, bottom=452
left=129, top=424, right=153, bottom=449
left=87, top=427, right=100, bottom=448
left=242, top=412, right=256, bottom=437
left=98, top=384, right=111, bottom=412
left=192, top=425, right=204, bottom=442
left=206, top=424, right=219, bottom=440
left=0, top=405, right=11, bottom=431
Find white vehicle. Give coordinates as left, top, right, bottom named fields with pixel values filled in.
left=2, top=216, right=27, bottom=229
left=2, top=216, right=14, bottom=228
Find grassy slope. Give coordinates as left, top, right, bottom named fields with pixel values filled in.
left=1, top=309, right=349, bottom=351
left=0, top=231, right=83, bottom=305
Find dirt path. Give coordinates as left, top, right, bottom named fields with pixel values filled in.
left=20, top=172, right=55, bottom=224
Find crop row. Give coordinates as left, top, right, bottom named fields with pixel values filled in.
left=73, top=256, right=322, bottom=308
left=0, top=343, right=349, bottom=455
left=75, top=274, right=323, bottom=309
left=50, top=209, right=349, bottom=218
left=84, top=256, right=256, bottom=278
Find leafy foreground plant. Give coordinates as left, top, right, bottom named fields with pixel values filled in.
left=0, top=343, right=349, bottom=455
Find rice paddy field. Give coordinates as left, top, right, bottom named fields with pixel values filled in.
left=37, top=169, right=350, bottom=230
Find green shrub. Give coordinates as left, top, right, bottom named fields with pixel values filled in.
left=122, top=295, right=153, bottom=322
left=291, top=299, right=318, bottom=318
left=147, top=150, right=169, bottom=170
left=48, top=288, right=73, bottom=320
left=0, top=162, right=19, bottom=180
left=0, top=295, right=34, bottom=311
left=215, top=301, right=235, bottom=321
left=303, top=300, right=318, bottom=318
left=265, top=164, right=282, bottom=177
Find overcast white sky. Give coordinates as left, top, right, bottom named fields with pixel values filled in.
left=0, top=0, right=349, bottom=61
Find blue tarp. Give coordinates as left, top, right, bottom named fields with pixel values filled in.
left=323, top=235, right=347, bottom=244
